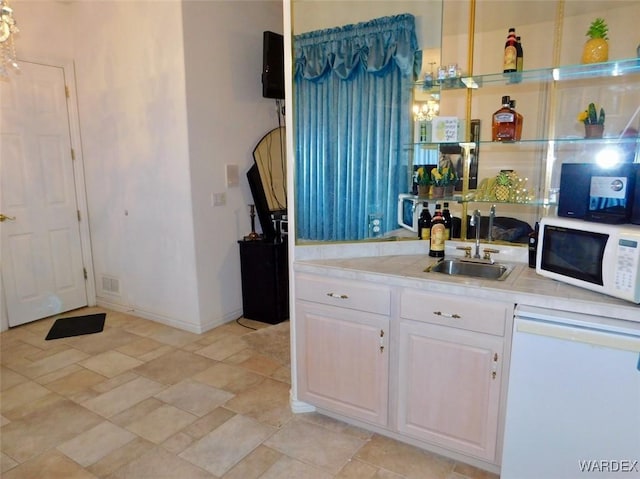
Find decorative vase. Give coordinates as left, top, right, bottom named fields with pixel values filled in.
left=417, top=184, right=430, bottom=197
left=444, top=185, right=455, bottom=198
left=584, top=123, right=604, bottom=139
left=431, top=186, right=445, bottom=199
left=581, top=38, right=608, bottom=64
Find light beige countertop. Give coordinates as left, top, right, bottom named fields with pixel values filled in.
left=294, top=253, right=640, bottom=323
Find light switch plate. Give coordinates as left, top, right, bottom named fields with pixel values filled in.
left=226, top=164, right=239, bottom=187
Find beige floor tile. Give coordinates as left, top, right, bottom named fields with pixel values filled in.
left=148, top=326, right=201, bottom=348
left=80, top=350, right=143, bottom=378
left=109, top=397, right=165, bottom=428
left=58, top=328, right=139, bottom=355
left=1, top=452, right=18, bottom=474
left=0, top=380, right=51, bottom=414
left=195, top=335, right=248, bottom=361
left=224, top=377, right=293, bottom=427
left=57, top=421, right=137, bottom=467
left=21, top=348, right=89, bottom=379
left=0, top=414, right=9, bottom=426
left=115, top=337, right=166, bottom=358
left=237, top=354, right=281, bottom=376
left=154, top=378, right=234, bottom=417
left=91, top=371, right=138, bottom=394
left=107, top=446, right=215, bottom=479
left=1, top=450, right=99, bottom=479
left=125, top=404, right=197, bottom=444
left=86, top=437, right=155, bottom=478
left=133, top=349, right=215, bottom=385
left=24, top=342, right=71, bottom=361
left=298, top=412, right=373, bottom=441
left=46, top=368, right=108, bottom=397
left=355, top=434, right=455, bottom=479
left=271, top=365, right=291, bottom=384
left=161, top=432, right=194, bottom=454
left=122, top=319, right=168, bottom=338
left=259, top=455, right=334, bottom=479
left=82, top=376, right=166, bottom=418
left=1, top=399, right=103, bottom=463
left=183, top=407, right=236, bottom=439
left=264, top=417, right=366, bottom=475
left=335, top=458, right=379, bottom=478
left=179, top=414, right=275, bottom=477
left=452, top=462, right=500, bottom=479
left=1, top=390, right=66, bottom=421
left=221, top=444, right=282, bottom=479
left=192, top=362, right=264, bottom=394
left=0, top=367, right=28, bottom=391
left=34, top=363, right=84, bottom=385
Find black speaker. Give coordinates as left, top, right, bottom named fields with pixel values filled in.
left=631, top=164, right=640, bottom=225
left=557, top=163, right=592, bottom=219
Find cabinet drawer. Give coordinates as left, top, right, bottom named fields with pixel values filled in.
left=400, top=290, right=511, bottom=336
left=296, top=274, right=391, bottom=315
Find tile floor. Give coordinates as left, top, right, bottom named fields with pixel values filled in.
left=1, top=307, right=499, bottom=479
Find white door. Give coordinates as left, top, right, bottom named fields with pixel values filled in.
left=1, top=62, right=88, bottom=326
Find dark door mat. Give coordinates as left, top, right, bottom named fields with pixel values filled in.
left=45, top=313, right=106, bottom=340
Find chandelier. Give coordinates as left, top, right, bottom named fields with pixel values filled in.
left=0, top=0, right=19, bottom=77
left=413, top=99, right=440, bottom=122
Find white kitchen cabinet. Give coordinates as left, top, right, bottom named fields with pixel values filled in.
left=396, top=289, right=512, bottom=463
left=295, top=274, right=390, bottom=426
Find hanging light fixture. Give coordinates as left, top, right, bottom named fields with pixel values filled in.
left=0, top=0, right=19, bottom=78
left=413, top=98, right=440, bottom=122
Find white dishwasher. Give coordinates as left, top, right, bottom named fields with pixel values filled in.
left=501, top=305, right=640, bottom=479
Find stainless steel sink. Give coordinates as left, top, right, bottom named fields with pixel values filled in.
left=425, top=259, right=514, bottom=281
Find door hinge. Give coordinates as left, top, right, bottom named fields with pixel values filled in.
left=71, top=148, right=76, bottom=161
left=83, top=267, right=88, bottom=280
left=65, top=85, right=70, bottom=98
left=77, top=210, right=81, bottom=221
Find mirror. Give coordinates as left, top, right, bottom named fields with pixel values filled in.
left=292, top=0, right=443, bottom=243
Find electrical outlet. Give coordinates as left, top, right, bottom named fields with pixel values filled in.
left=212, top=192, right=226, bottom=207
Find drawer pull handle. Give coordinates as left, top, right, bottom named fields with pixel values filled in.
left=433, top=311, right=461, bottom=319
left=326, top=292, right=349, bottom=299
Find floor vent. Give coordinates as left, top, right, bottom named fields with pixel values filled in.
left=102, top=276, right=120, bottom=295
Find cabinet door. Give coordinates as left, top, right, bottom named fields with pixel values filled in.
left=397, top=319, right=503, bottom=462
left=296, top=301, right=389, bottom=426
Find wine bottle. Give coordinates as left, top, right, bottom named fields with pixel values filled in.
left=516, top=36, right=524, bottom=72
left=442, top=202, right=452, bottom=240
left=503, top=28, right=517, bottom=73
left=417, top=202, right=432, bottom=240
left=429, top=204, right=445, bottom=257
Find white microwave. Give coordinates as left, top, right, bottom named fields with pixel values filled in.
left=537, top=216, right=640, bottom=303
left=398, top=194, right=427, bottom=232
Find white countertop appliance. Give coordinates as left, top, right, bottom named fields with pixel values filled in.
left=501, top=305, right=640, bottom=479
left=537, top=216, right=640, bottom=303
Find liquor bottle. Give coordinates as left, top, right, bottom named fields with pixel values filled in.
left=492, top=95, right=516, bottom=142
left=528, top=222, right=539, bottom=268
left=429, top=204, right=446, bottom=257
left=509, top=99, right=524, bottom=141
left=417, top=202, right=432, bottom=240
left=503, top=28, right=518, bottom=73
left=516, top=36, right=524, bottom=72
left=442, top=202, right=452, bottom=240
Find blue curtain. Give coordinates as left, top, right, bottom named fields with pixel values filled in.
left=294, top=14, right=418, bottom=241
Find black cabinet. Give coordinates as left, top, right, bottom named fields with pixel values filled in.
left=238, top=240, right=289, bottom=324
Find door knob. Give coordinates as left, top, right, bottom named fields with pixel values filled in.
left=0, top=214, right=16, bottom=222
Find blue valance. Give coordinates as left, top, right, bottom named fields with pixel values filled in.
left=294, top=14, right=418, bottom=82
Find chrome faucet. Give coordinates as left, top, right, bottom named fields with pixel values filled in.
left=488, top=204, right=496, bottom=241
left=471, top=209, right=481, bottom=259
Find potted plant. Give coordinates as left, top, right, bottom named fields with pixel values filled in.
left=582, top=18, right=609, bottom=64
left=577, top=102, right=605, bottom=138
left=416, top=166, right=431, bottom=197
left=431, top=164, right=457, bottom=198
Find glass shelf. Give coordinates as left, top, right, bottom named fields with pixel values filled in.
left=415, top=58, right=640, bottom=91
left=408, top=135, right=639, bottom=149
left=409, top=192, right=555, bottom=207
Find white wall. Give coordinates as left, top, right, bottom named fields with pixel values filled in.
left=182, top=1, right=284, bottom=330
left=1, top=1, right=283, bottom=333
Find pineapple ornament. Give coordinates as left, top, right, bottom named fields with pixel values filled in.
left=582, top=18, right=609, bottom=64
left=494, top=171, right=512, bottom=202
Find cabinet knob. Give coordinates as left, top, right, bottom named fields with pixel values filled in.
left=433, top=311, right=461, bottom=319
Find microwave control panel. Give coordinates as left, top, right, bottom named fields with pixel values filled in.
left=614, top=238, right=640, bottom=293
